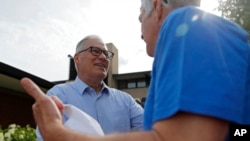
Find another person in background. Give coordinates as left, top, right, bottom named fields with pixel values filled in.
left=22, top=0, right=250, bottom=140
left=36, top=35, right=144, bottom=140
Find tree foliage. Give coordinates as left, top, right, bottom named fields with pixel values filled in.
left=217, top=0, right=250, bottom=38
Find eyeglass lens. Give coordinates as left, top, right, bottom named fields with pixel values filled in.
left=90, top=47, right=113, bottom=59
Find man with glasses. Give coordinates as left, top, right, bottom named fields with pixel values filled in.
left=21, top=0, right=250, bottom=140
left=35, top=35, right=144, bottom=141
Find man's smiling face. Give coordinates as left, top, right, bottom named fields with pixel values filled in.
left=74, top=37, right=110, bottom=81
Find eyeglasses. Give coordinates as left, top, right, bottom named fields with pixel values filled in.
left=78, top=46, right=114, bottom=59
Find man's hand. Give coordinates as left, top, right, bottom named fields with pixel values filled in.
left=20, top=77, right=65, bottom=140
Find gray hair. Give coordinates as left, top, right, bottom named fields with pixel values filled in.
left=75, top=35, right=103, bottom=53
left=140, top=0, right=200, bottom=16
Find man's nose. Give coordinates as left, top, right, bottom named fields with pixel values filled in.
left=98, top=52, right=107, bottom=59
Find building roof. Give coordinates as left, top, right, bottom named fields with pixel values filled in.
left=0, top=62, right=55, bottom=95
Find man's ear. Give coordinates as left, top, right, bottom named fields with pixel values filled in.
left=74, top=54, right=79, bottom=64
left=153, top=0, right=163, bottom=23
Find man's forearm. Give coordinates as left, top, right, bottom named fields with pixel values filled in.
left=56, top=130, right=156, bottom=141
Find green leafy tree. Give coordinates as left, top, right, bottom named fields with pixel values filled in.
left=217, top=0, right=250, bottom=39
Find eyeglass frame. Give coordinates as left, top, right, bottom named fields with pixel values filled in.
left=77, top=46, right=114, bottom=60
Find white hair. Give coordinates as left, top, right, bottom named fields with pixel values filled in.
left=140, top=0, right=200, bottom=15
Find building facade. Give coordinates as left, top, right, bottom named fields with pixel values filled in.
left=0, top=62, right=55, bottom=128
left=106, top=43, right=150, bottom=99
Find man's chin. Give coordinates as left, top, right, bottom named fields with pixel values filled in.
left=95, top=70, right=107, bottom=78
left=147, top=49, right=154, bottom=57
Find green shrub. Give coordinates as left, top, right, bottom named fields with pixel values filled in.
left=0, top=124, right=36, bottom=141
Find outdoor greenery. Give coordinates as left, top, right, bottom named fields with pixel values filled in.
left=217, top=0, right=250, bottom=38
left=0, top=124, right=36, bottom=141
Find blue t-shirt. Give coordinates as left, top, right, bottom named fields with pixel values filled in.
left=144, top=6, right=250, bottom=130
